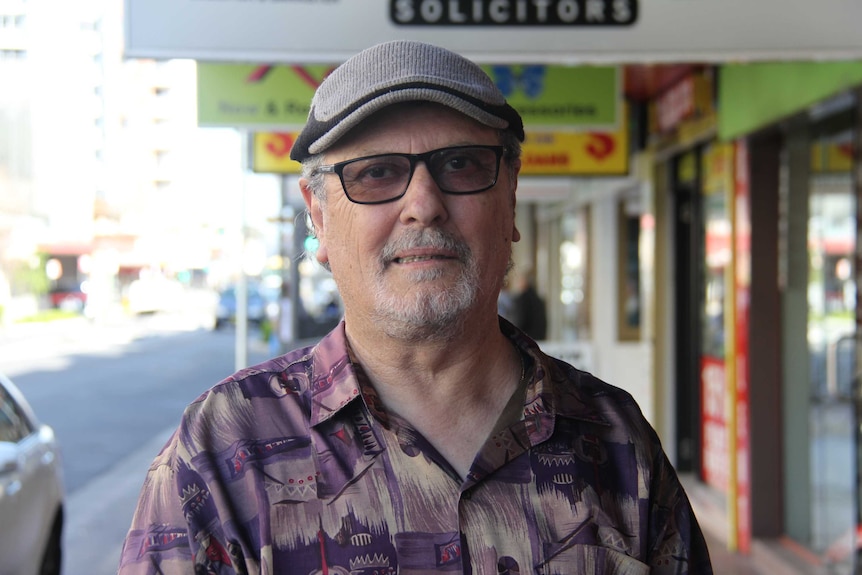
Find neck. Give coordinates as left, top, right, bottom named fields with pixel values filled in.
left=346, top=309, right=508, bottom=395
left=346, top=313, right=523, bottom=478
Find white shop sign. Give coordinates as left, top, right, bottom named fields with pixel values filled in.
left=125, top=0, right=862, bottom=64
left=538, top=340, right=595, bottom=375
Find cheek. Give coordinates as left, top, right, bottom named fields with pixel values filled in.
left=470, top=208, right=515, bottom=269
left=492, top=204, right=518, bottom=244
left=321, top=209, right=384, bottom=276
left=320, top=218, right=350, bottom=270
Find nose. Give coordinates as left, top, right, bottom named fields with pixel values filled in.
left=399, top=161, right=449, bottom=226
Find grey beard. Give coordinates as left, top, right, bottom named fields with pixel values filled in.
left=372, top=228, right=478, bottom=342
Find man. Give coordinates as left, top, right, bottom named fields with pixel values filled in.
left=512, top=267, right=548, bottom=340
left=119, top=40, right=712, bottom=574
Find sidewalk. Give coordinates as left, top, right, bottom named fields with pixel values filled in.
left=0, top=304, right=219, bottom=361
left=703, top=531, right=764, bottom=575
left=684, top=475, right=830, bottom=575
left=63, top=427, right=176, bottom=575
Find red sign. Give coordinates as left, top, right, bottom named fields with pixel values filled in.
left=252, top=132, right=302, bottom=174
left=701, top=355, right=729, bottom=492
left=656, top=76, right=694, bottom=133
left=734, top=140, right=753, bottom=553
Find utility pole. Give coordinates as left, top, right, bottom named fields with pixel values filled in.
left=234, top=131, right=250, bottom=371
left=271, top=175, right=303, bottom=347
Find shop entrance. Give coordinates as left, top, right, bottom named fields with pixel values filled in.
left=672, top=149, right=703, bottom=474
left=671, top=143, right=735, bottom=494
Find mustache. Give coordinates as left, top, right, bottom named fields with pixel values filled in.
left=379, top=228, right=472, bottom=264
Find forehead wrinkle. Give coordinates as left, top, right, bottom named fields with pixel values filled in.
left=323, top=102, right=499, bottom=162
left=327, top=139, right=494, bottom=163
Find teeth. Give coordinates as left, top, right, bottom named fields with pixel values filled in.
left=396, top=255, right=437, bottom=263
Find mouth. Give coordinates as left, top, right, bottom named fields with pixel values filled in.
left=380, top=228, right=470, bottom=270
left=393, top=254, right=455, bottom=264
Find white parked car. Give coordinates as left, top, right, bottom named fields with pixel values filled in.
left=0, top=373, right=64, bottom=575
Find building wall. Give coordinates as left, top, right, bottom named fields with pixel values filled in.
left=588, top=186, right=654, bottom=424
left=522, top=176, right=655, bottom=424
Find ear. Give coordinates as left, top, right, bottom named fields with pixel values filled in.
left=299, top=178, right=329, bottom=266
left=510, top=158, right=521, bottom=243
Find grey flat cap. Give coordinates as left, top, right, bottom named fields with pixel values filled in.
left=289, top=40, right=524, bottom=162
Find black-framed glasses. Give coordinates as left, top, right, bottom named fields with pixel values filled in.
left=313, top=145, right=508, bottom=205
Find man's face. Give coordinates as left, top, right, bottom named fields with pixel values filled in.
left=300, top=103, right=520, bottom=341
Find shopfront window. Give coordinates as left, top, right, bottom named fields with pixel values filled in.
left=617, top=200, right=642, bottom=341
left=699, top=143, right=733, bottom=493
left=807, top=127, right=856, bottom=568
left=559, top=207, right=591, bottom=341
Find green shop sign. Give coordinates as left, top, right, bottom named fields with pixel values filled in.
left=481, top=65, right=619, bottom=129
left=198, top=62, right=619, bottom=131
left=197, top=64, right=334, bottom=128
left=719, top=61, right=862, bottom=140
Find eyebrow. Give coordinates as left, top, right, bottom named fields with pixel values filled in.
left=332, top=140, right=500, bottom=160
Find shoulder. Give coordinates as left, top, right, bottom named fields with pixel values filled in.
left=542, top=353, right=641, bottom=409
left=174, top=341, right=323, bottom=455
left=549, top=357, right=640, bottom=408
left=196, top=344, right=314, bottom=404
left=539, top=353, right=662, bottom=453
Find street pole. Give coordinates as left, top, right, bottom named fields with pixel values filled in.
left=274, top=175, right=305, bottom=347
left=234, top=130, right=249, bottom=372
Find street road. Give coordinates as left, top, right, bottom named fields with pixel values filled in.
left=0, top=312, right=271, bottom=575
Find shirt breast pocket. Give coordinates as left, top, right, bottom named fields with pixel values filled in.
left=537, top=544, right=650, bottom=575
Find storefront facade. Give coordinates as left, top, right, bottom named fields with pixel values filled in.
left=640, top=61, right=862, bottom=571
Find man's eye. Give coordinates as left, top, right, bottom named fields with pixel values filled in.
left=440, top=153, right=485, bottom=174
left=362, top=165, right=395, bottom=179
left=446, top=156, right=471, bottom=170
left=345, top=160, right=401, bottom=182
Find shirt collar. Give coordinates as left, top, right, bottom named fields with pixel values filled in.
left=500, top=318, right=611, bottom=430
left=307, top=319, right=610, bottom=429
left=308, top=322, right=363, bottom=427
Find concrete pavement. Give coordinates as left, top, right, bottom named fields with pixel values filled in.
left=685, top=477, right=832, bottom=575
left=63, top=426, right=175, bottom=575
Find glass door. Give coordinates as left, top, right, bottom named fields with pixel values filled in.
left=699, top=143, right=733, bottom=494
left=808, top=127, right=856, bottom=572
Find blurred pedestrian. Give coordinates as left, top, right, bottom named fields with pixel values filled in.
left=512, top=267, right=547, bottom=340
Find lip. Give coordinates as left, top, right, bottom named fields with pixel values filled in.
left=390, top=248, right=458, bottom=265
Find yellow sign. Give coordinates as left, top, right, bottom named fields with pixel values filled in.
left=702, top=142, right=734, bottom=195
left=252, top=132, right=302, bottom=174
left=519, top=102, right=628, bottom=176
left=811, top=141, right=853, bottom=173
left=520, top=131, right=627, bottom=175
left=520, top=102, right=628, bottom=178
left=254, top=122, right=629, bottom=177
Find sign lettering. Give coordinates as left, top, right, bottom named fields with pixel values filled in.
left=390, top=0, right=637, bottom=26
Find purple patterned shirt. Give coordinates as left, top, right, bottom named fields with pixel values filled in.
left=119, top=320, right=712, bottom=574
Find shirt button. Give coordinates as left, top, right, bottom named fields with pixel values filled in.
left=462, top=490, right=472, bottom=500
